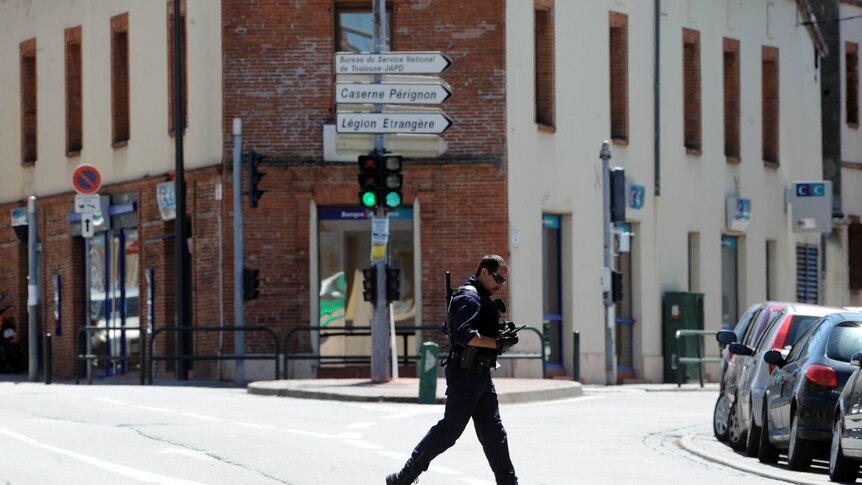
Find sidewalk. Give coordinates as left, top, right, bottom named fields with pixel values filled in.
left=247, top=377, right=583, bottom=404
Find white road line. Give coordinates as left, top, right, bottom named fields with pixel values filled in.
left=0, top=427, right=208, bottom=485
left=340, top=440, right=384, bottom=450
left=283, top=429, right=340, bottom=439
left=180, top=412, right=223, bottom=422
left=134, top=405, right=177, bottom=413
left=231, top=422, right=277, bottom=430
left=345, top=421, right=377, bottom=430
left=377, top=450, right=411, bottom=461
left=457, top=478, right=495, bottom=485
left=335, top=432, right=363, bottom=439
left=152, top=448, right=216, bottom=462
left=92, top=397, right=128, bottom=405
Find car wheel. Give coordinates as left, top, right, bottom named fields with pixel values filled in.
left=745, top=400, right=761, bottom=457
left=787, top=411, right=813, bottom=471
left=713, top=393, right=731, bottom=441
left=829, top=413, right=859, bottom=483
left=758, top=403, right=779, bottom=464
left=728, top=399, right=747, bottom=451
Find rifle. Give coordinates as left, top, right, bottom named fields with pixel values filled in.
left=442, top=271, right=455, bottom=367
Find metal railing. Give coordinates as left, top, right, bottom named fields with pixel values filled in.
left=283, top=325, right=548, bottom=378
left=148, top=326, right=280, bottom=384
left=673, top=329, right=721, bottom=387
left=75, top=326, right=146, bottom=385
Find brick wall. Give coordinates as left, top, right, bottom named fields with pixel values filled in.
left=221, top=0, right=509, bottom=361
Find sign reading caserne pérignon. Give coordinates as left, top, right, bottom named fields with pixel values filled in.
left=335, top=82, right=452, bottom=105
left=787, top=181, right=832, bottom=233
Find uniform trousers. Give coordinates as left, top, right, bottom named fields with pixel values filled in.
left=405, top=363, right=517, bottom=485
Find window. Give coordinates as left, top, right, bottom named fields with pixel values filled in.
left=534, top=0, right=555, bottom=129
left=848, top=42, right=859, bottom=127
left=609, top=12, right=628, bottom=143
left=762, top=46, right=779, bottom=164
left=721, top=235, right=739, bottom=329
left=796, top=243, right=818, bottom=304
left=766, top=240, right=776, bottom=300
left=167, top=1, right=187, bottom=135
left=542, top=214, right=563, bottom=369
left=723, top=38, right=740, bottom=161
left=335, top=5, right=391, bottom=53
left=683, top=29, right=701, bottom=153
left=111, top=13, right=130, bottom=146
left=20, top=38, right=37, bottom=165
left=849, top=223, right=862, bottom=290
left=65, top=27, right=83, bottom=155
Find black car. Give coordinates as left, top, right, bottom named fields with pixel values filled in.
left=759, top=312, right=862, bottom=470
left=829, top=319, right=862, bottom=483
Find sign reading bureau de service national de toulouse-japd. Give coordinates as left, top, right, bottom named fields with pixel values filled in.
left=335, top=52, right=452, bottom=75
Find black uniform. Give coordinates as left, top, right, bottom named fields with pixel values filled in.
left=400, top=275, right=518, bottom=485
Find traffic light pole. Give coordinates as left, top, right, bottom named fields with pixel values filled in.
left=600, top=141, right=616, bottom=386
left=232, top=118, right=245, bottom=384
left=369, top=0, right=392, bottom=383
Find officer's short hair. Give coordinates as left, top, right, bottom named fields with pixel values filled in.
left=475, top=254, right=507, bottom=277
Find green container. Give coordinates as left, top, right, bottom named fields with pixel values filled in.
left=662, top=291, right=704, bottom=383
left=418, top=342, right=439, bottom=404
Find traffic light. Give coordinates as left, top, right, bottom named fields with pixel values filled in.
left=357, top=155, right=381, bottom=209
left=609, top=167, right=626, bottom=223
left=248, top=151, right=267, bottom=208
left=385, top=264, right=400, bottom=302
left=362, top=266, right=377, bottom=302
left=380, top=154, right=403, bottom=209
left=243, top=266, right=261, bottom=302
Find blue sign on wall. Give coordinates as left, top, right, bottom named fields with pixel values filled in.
left=629, top=185, right=645, bottom=210
left=318, top=207, right=413, bottom=220
left=795, top=183, right=826, bottom=197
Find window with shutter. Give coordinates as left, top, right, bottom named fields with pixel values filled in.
left=796, top=244, right=819, bottom=303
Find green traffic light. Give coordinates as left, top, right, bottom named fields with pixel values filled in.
left=361, top=191, right=377, bottom=208
left=385, top=192, right=401, bottom=208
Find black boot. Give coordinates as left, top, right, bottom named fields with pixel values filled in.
left=385, top=466, right=420, bottom=485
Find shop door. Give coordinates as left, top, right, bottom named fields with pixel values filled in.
left=87, top=228, right=140, bottom=376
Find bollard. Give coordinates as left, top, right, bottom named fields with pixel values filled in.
left=44, top=333, right=52, bottom=385
left=418, top=342, right=439, bottom=404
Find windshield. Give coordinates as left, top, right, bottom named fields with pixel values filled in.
left=826, top=323, right=862, bottom=362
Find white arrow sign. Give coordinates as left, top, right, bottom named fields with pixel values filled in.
left=335, top=82, right=452, bottom=105
left=335, top=52, right=452, bottom=75
left=336, top=112, right=452, bottom=134
left=336, top=133, right=449, bottom=158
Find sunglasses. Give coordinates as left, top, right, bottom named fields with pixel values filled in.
left=489, top=270, right=507, bottom=285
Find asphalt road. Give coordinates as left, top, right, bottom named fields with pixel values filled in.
left=0, top=380, right=811, bottom=484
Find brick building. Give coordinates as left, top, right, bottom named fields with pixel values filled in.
left=1, top=0, right=854, bottom=385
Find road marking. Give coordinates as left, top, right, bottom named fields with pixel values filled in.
left=231, top=422, right=277, bottom=430
left=134, top=405, right=177, bottom=413
left=181, top=412, right=223, bottom=422
left=341, top=440, right=384, bottom=450
left=152, top=448, right=216, bottom=462
left=284, top=429, right=340, bottom=439
left=0, top=427, right=208, bottom=485
left=345, top=421, right=377, bottom=429
left=92, top=397, right=128, bottom=405
left=457, top=479, right=495, bottom=485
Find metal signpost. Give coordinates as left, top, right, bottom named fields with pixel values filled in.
left=335, top=0, right=451, bottom=383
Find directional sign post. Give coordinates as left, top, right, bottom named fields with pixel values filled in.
left=335, top=52, right=451, bottom=75
left=335, top=82, right=452, bottom=105
left=336, top=112, right=452, bottom=134
left=72, top=164, right=102, bottom=195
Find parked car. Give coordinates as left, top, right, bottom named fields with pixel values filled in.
left=830, top=347, right=862, bottom=483
left=759, top=312, right=862, bottom=470
left=725, top=304, right=843, bottom=455
left=713, top=302, right=785, bottom=442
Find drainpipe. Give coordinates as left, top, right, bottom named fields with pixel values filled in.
left=654, top=0, right=661, bottom=197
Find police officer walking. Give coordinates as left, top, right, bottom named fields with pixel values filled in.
left=386, top=255, right=520, bottom=485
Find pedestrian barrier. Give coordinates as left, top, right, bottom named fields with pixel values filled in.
left=75, top=326, right=146, bottom=385
left=148, top=326, right=280, bottom=384
left=283, top=325, right=547, bottom=378
left=673, top=329, right=721, bottom=387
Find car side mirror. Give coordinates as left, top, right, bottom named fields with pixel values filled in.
left=728, top=343, right=753, bottom=356
left=763, top=350, right=786, bottom=367
left=851, top=352, right=862, bottom=368
left=716, top=330, right=736, bottom=346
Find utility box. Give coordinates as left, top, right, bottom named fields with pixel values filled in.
left=662, top=291, right=704, bottom=383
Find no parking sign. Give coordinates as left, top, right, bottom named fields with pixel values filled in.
left=72, top=164, right=102, bottom=195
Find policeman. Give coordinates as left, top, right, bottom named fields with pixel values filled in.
left=386, top=255, right=519, bottom=485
